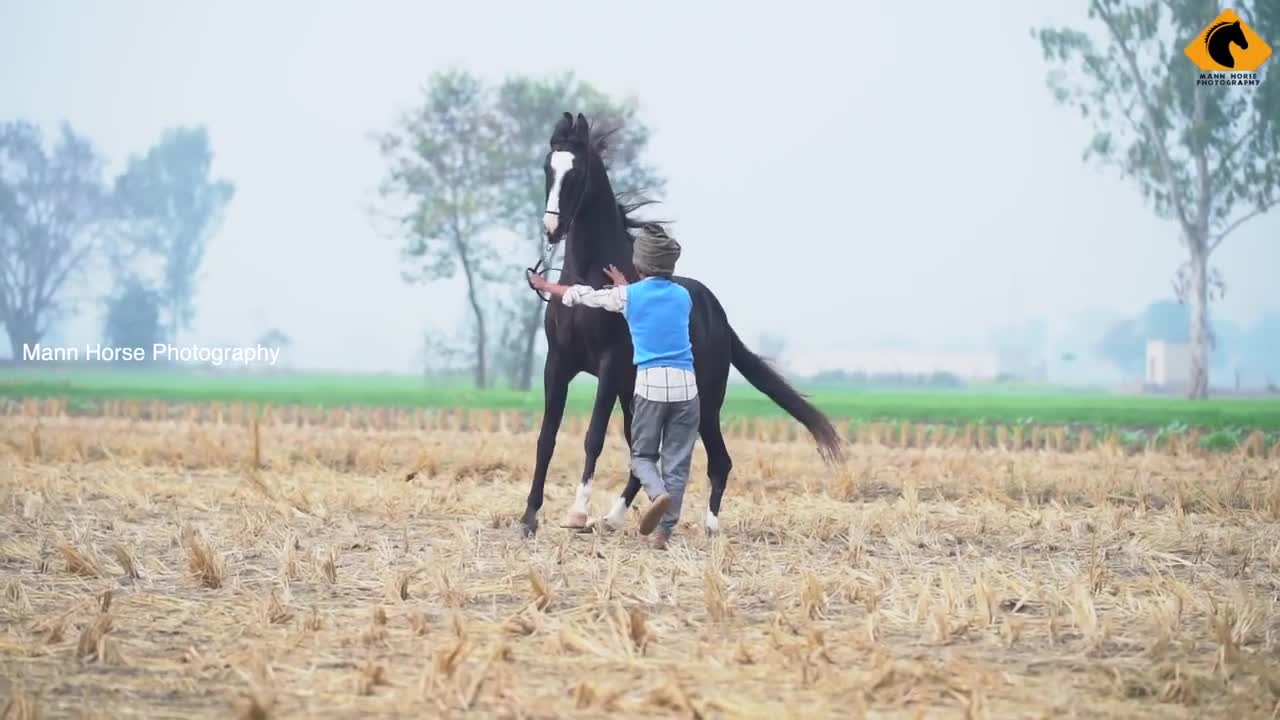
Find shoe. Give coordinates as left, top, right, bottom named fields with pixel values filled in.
left=638, top=494, right=671, bottom=536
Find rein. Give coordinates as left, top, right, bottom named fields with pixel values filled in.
left=525, top=242, right=560, bottom=303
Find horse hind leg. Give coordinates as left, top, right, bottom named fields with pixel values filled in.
left=700, top=413, right=732, bottom=536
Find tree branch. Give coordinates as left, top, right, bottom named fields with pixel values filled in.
left=36, top=240, right=94, bottom=311
left=1209, top=203, right=1272, bottom=253
left=1212, top=120, right=1257, bottom=186
left=0, top=243, right=17, bottom=313
left=1116, top=100, right=1150, bottom=150
left=1092, top=0, right=1193, bottom=232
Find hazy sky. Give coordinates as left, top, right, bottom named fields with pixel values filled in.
left=1, top=1, right=1275, bottom=372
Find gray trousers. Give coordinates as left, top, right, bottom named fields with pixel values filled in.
left=631, top=394, right=700, bottom=534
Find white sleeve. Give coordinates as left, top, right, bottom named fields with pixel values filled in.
left=562, top=285, right=627, bottom=313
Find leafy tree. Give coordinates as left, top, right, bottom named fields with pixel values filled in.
left=113, top=126, right=234, bottom=340
left=1103, top=300, right=1189, bottom=371
left=256, top=328, right=291, bottom=349
left=1238, top=311, right=1280, bottom=384
left=490, top=290, right=538, bottom=388
left=373, top=69, right=503, bottom=388
left=489, top=73, right=665, bottom=389
left=1095, top=299, right=1236, bottom=377
left=1033, top=0, right=1280, bottom=398
left=102, top=278, right=163, bottom=357
left=0, top=121, right=111, bottom=359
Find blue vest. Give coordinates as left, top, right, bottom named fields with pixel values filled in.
left=623, top=277, right=694, bottom=371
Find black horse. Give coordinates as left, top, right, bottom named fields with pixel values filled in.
left=516, top=112, right=844, bottom=538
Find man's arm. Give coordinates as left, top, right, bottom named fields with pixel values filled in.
left=563, top=284, right=626, bottom=312
left=527, top=271, right=626, bottom=312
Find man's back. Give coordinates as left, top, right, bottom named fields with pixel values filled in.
left=624, top=277, right=694, bottom=372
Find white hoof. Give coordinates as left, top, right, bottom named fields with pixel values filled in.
left=705, top=509, right=721, bottom=536
left=586, top=516, right=615, bottom=534
left=603, top=497, right=627, bottom=532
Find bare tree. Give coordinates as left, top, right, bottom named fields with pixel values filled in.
left=0, top=121, right=111, bottom=358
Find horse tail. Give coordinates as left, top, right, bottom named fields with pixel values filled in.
left=728, top=328, right=846, bottom=465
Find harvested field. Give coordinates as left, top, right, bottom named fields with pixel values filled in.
left=5, top=397, right=1279, bottom=456
left=2, top=413, right=1279, bottom=718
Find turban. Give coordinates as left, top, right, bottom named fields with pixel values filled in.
left=632, top=223, right=681, bottom=276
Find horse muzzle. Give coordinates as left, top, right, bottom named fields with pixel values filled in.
left=543, top=212, right=561, bottom=240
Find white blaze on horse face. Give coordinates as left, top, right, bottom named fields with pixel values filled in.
left=573, top=476, right=593, bottom=516
left=543, top=151, right=574, bottom=236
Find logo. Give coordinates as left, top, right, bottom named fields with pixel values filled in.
left=1185, top=9, right=1271, bottom=86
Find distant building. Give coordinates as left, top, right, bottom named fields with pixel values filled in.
left=1145, top=340, right=1191, bottom=389
left=784, top=350, right=1001, bottom=381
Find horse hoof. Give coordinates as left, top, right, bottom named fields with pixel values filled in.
left=562, top=510, right=589, bottom=529
left=514, top=521, right=537, bottom=539
left=705, top=512, right=721, bottom=537
left=587, top=517, right=615, bottom=534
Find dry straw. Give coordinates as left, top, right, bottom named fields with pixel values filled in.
left=1, top=408, right=1278, bottom=717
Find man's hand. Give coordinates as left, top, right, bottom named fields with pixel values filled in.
left=527, top=269, right=551, bottom=292
left=528, top=269, right=569, bottom=299
left=604, top=264, right=629, bottom=287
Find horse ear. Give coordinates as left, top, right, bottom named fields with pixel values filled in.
left=573, top=113, right=590, bottom=144
left=551, top=112, right=573, bottom=144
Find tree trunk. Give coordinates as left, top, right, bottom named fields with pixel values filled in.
left=1187, top=247, right=1210, bottom=400
left=466, top=288, right=488, bottom=389
left=514, top=242, right=559, bottom=392
left=4, top=316, right=40, bottom=363
left=457, top=250, right=488, bottom=390
left=515, top=299, right=541, bottom=391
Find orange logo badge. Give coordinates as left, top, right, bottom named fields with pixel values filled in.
left=1185, top=9, right=1271, bottom=74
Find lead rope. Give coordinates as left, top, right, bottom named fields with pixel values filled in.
left=525, top=241, right=560, bottom=303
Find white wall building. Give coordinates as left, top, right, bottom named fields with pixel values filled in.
left=1145, top=340, right=1191, bottom=389
left=784, top=350, right=1001, bottom=381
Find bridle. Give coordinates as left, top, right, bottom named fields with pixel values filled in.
left=525, top=241, right=558, bottom=303
left=526, top=147, right=592, bottom=303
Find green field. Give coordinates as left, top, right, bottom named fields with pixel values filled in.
left=3, top=367, right=1279, bottom=432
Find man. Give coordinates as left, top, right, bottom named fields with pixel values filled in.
left=526, top=223, right=698, bottom=549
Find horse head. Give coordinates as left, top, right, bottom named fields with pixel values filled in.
left=1206, top=20, right=1249, bottom=69
left=543, top=112, right=595, bottom=245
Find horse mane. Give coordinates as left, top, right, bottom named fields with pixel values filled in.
left=583, top=117, right=673, bottom=240
left=617, top=195, right=666, bottom=231
left=1204, top=20, right=1232, bottom=46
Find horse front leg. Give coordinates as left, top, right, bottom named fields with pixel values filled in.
left=564, top=362, right=623, bottom=529
left=518, top=352, right=576, bottom=538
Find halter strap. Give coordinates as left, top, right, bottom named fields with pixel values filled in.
left=526, top=147, right=592, bottom=303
